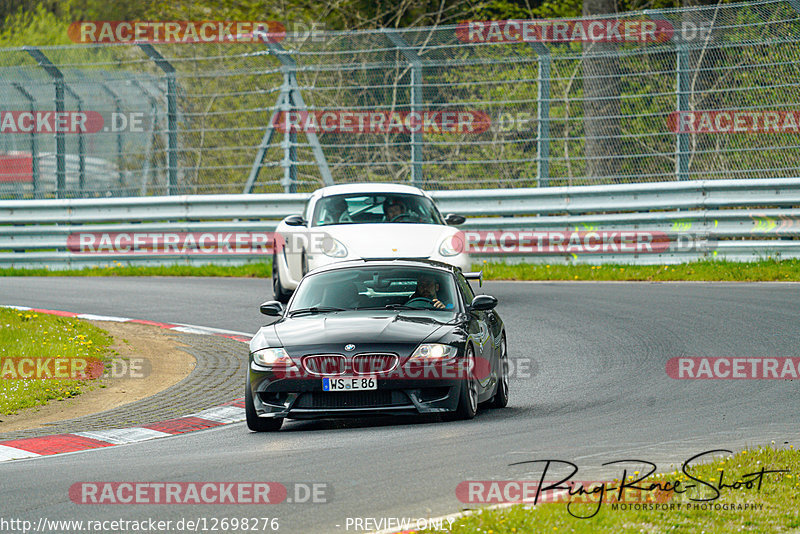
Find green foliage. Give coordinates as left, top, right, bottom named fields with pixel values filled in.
left=0, top=0, right=73, bottom=47
left=0, top=308, right=113, bottom=414
left=479, top=258, right=800, bottom=281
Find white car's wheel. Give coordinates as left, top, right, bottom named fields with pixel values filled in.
left=272, top=251, right=292, bottom=304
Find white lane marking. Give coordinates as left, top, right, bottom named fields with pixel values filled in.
left=0, top=445, right=41, bottom=461
left=189, top=406, right=246, bottom=424
left=74, top=428, right=173, bottom=445
left=1, top=305, right=32, bottom=311
left=77, top=314, right=131, bottom=322
left=172, top=323, right=254, bottom=337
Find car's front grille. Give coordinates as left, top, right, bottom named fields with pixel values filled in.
left=294, top=391, right=411, bottom=409
left=352, top=353, right=398, bottom=374
left=303, top=354, right=346, bottom=376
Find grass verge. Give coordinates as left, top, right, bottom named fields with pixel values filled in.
left=0, top=262, right=271, bottom=278
left=0, top=308, right=113, bottom=415
left=420, top=445, right=799, bottom=533
left=479, top=258, right=800, bottom=281
left=1, top=259, right=800, bottom=281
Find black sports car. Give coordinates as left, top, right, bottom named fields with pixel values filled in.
left=246, top=259, right=508, bottom=431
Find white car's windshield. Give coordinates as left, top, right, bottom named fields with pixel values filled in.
left=289, top=266, right=457, bottom=313
left=312, top=193, right=444, bottom=227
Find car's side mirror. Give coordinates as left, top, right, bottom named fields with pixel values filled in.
left=469, top=295, right=497, bottom=311
left=260, top=301, right=284, bottom=316
left=444, top=213, right=466, bottom=226
left=284, top=215, right=306, bottom=227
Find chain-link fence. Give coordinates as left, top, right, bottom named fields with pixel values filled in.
left=1, top=0, right=799, bottom=199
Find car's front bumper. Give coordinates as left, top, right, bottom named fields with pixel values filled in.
left=248, top=371, right=464, bottom=420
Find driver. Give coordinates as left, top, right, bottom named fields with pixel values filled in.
left=383, top=197, right=409, bottom=222
left=406, top=274, right=447, bottom=309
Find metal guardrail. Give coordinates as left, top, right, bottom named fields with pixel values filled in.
left=1, top=1, right=799, bottom=197
left=2, top=178, right=799, bottom=269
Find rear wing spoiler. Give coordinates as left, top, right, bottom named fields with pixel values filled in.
left=463, top=270, right=483, bottom=287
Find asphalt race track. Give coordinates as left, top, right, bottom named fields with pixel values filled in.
left=2, top=277, right=800, bottom=533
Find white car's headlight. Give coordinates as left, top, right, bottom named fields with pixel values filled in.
left=409, top=343, right=458, bottom=361
left=439, top=235, right=463, bottom=257
left=321, top=236, right=348, bottom=258
left=252, top=347, right=297, bottom=367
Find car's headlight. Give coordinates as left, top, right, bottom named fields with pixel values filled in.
left=321, top=236, right=348, bottom=258
left=409, top=343, right=458, bottom=361
left=252, top=347, right=297, bottom=367
left=439, top=235, right=463, bottom=257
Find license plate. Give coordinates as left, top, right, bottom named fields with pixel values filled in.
left=322, top=376, right=377, bottom=391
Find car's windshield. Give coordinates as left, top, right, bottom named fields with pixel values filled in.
left=312, top=193, right=444, bottom=227
left=289, top=266, right=458, bottom=312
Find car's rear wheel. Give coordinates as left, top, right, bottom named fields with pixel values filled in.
left=454, top=345, right=478, bottom=420
left=491, top=335, right=509, bottom=408
left=245, top=381, right=283, bottom=432
left=272, top=251, right=292, bottom=304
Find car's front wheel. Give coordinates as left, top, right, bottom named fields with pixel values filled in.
left=245, top=381, right=283, bottom=432
left=271, top=251, right=292, bottom=304
left=453, top=345, right=478, bottom=420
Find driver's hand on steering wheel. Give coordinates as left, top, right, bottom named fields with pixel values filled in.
left=431, top=298, right=445, bottom=309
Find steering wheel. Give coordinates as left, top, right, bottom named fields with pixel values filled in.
left=389, top=213, right=415, bottom=223
left=405, top=297, right=435, bottom=309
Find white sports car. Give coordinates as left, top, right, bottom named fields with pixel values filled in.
left=271, top=183, right=470, bottom=302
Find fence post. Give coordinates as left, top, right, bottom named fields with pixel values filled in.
left=63, top=85, right=85, bottom=194
left=281, top=73, right=298, bottom=194
left=384, top=30, right=424, bottom=187
left=138, top=44, right=178, bottom=195
left=675, top=43, right=690, bottom=181
left=24, top=47, right=65, bottom=198
left=130, top=79, right=159, bottom=195
left=100, top=84, right=124, bottom=194
left=11, top=83, right=39, bottom=198
left=244, top=90, right=285, bottom=194
left=245, top=40, right=333, bottom=193
left=530, top=43, right=551, bottom=187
